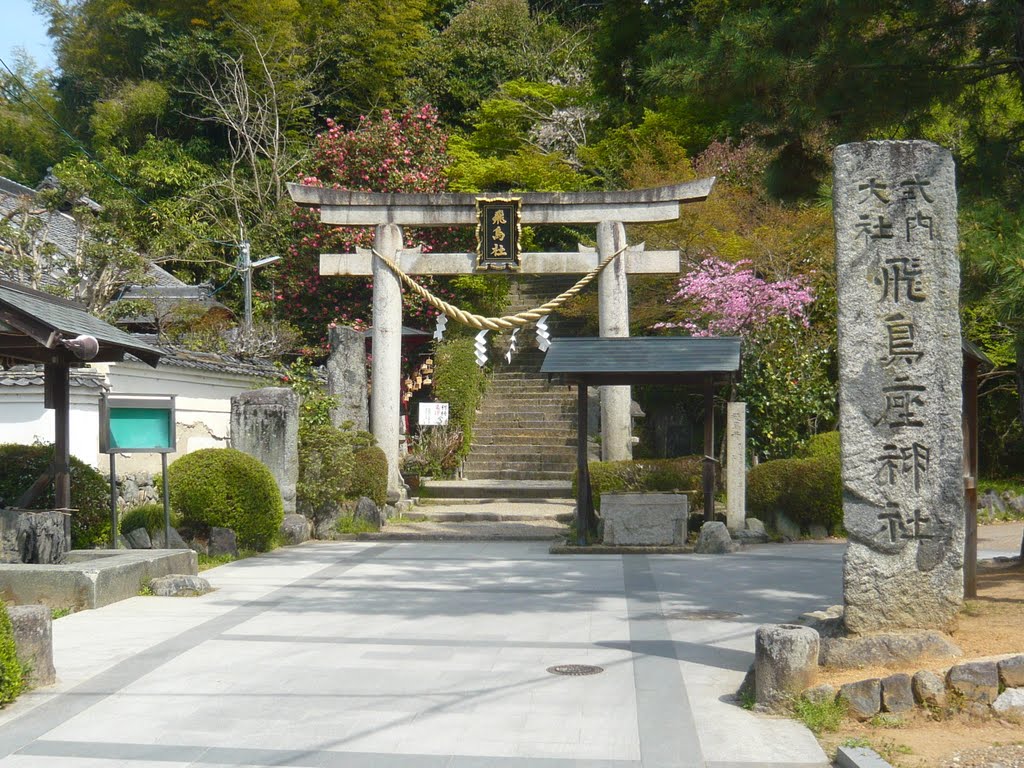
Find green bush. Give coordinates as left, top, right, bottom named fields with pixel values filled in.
left=432, top=337, right=487, bottom=470
left=119, top=502, right=179, bottom=535
left=348, top=446, right=388, bottom=507
left=577, top=456, right=706, bottom=511
left=748, top=431, right=842, bottom=532
left=0, top=604, right=23, bottom=705
left=0, top=443, right=110, bottom=548
left=167, top=448, right=283, bottom=551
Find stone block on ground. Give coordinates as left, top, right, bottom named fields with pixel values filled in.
left=695, top=521, right=740, bottom=554
left=125, top=528, right=152, bottom=549
left=151, top=527, right=189, bottom=550
left=912, top=670, right=947, bottom=708
left=754, top=624, right=820, bottom=709
left=735, top=517, right=769, bottom=544
left=279, top=515, right=310, bottom=545
left=998, top=654, right=1024, bottom=689
left=797, top=605, right=845, bottom=640
left=208, top=527, right=238, bottom=557
left=808, top=524, right=829, bottom=540
left=327, top=324, right=369, bottom=432
left=881, top=673, right=914, bottom=713
left=353, top=497, right=384, bottom=530
left=819, top=630, right=961, bottom=668
left=601, top=492, right=687, bottom=546
left=745, top=518, right=766, bottom=536
left=149, top=574, right=212, bottom=597
left=8, top=605, right=54, bottom=686
left=839, top=678, right=882, bottom=721
left=992, top=689, right=1024, bottom=718
left=947, top=661, right=999, bottom=705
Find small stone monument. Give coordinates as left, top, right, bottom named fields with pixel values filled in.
left=230, top=388, right=299, bottom=514
left=326, top=324, right=368, bottom=431
left=833, top=141, right=963, bottom=633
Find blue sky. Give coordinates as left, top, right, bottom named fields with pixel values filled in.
left=0, top=0, right=56, bottom=72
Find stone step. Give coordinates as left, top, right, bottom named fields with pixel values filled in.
left=474, top=426, right=577, bottom=438
left=462, top=468, right=575, bottom=481
left=419, top=479, right=573, bottom=499
left=472, top=433, right=577, bottom=447
left=467, top=447, right=576, bottom=462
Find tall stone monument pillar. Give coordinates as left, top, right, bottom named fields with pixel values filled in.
left=371, top=223, right=404, bottom=493
left=833, top=141, right=964, bottom=633
left=726, top=401, right=746, bottom=532
left=327, top=324, right=368, bottom=432
left=597, top=220, right=632, bottom=461
left=230, top=388, right=299, bottom=514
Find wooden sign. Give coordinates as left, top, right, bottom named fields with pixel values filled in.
left=476, top=197, right=521, bottom=271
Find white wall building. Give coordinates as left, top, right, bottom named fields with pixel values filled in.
left=0, top=348, right=277, bottom=473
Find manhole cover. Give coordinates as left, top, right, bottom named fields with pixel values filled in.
left=663, top=609, right=742, bottom=621
left=546, top=664, right=604, bottom=676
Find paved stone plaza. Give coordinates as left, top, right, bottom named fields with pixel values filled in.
left=0, top=542, right=848, bottom=767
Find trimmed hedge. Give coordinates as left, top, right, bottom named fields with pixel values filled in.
left=348, top=446, right=388, bottom=507
left=576, top=456, right=706, bottom=511
left=0, top=443, right=110, bottom=548
left=0, top=604, right=23, bottom=705
left=747, top=431, right=842, bottom=532
left=167, top=448, right=283, bottom=551
left=432, top=337, right=486, bottom=470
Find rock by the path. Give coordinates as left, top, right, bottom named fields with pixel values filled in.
left=881, top=673, right=914, bottom=713
left=775, top=513, right=801, bottom=541
left=208, top=526, right=238, bottom=557
left=808, top=524, right=829, bottom=540
left=279, top=515, right=310, bottom=545
left=802, top=683, right=836, bottom=705
left=947, top=661, right=1000, bottom=706
left=695, top=521, right=739, bottom=554
left=149, top=574, right=212, bottom=597
left=998, top=654, right=1024, bottom=688
left=151, top=526, right=189, bottom=549
left=992, top=688, right=1024, bottom=718
left=125, top=527, right=152, bottom=549
left=912, top=670, right=947, bottom=709
left=839, top=679, right=881, bottom=721
left=354, top=497, right=384, bottom=530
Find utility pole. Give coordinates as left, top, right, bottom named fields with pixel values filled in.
left=240, top=241, right=281, bottom=334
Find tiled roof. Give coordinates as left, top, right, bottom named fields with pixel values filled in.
left=125, top=338, right=279, bottom=379
left=0, top=365, right=107, bottom=389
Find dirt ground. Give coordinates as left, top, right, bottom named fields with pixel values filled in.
left=816, top=523, right=1024, bottom=767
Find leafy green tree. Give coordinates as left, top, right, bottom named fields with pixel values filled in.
left=0, top=54, right=68, bottom=183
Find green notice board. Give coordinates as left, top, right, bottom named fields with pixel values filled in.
left=100, top=395, right=176, bottom=454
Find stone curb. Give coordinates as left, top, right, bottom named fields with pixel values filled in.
left=835, top=745, right=894, bottom=768
left=335, top=532, right=563, bottom=542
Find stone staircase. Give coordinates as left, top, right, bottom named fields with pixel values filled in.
left=462, top=347, right=578, bottom=482
left=461, top=275, right=585, bottom=484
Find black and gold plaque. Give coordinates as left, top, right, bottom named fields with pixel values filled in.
left=475, top=196, right=521, bottom=271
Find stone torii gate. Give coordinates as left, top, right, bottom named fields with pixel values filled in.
left=288, top=180, right=715, bottom=492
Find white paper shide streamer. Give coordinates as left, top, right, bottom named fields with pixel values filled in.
left=535, top=315, right=551, bottom=352
left=474, top=329, right=489, bottom=367
left=433, top=314, right=447, bottom=341
left=504, top=328, right=519, bottom=364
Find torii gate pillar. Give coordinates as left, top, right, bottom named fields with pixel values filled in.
left=597, top=221, right=632, bottom=461
left=371, top=224, right=404, bottom=492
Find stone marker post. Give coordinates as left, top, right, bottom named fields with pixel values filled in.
left=230, top=388, right=299, bottom=514
left=726, top=402, right=746, bottom=532
left=833, top=141, right=964, bottom=633
left=327, top=324, right=368, bottom=432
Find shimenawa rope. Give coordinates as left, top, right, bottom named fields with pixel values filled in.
left=369, top=243, right=629, bottom=332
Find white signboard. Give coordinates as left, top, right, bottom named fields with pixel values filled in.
left=418, top=402, right=450, bottom=426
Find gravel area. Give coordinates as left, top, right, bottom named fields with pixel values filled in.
left=942, top=745, right=1024, bottom=768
